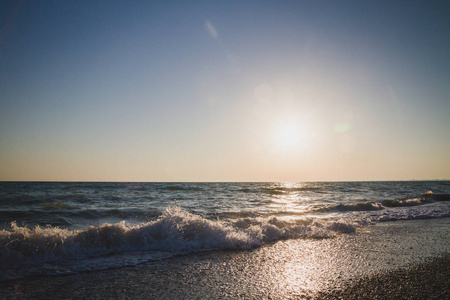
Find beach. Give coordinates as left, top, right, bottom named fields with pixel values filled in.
left=2, top=1, right=449, bottom=298
left=1, top=217, right=448, bottom=299
left=2, top=0, right=450, bottom=298
left=319, top=255, right=449, bottom=299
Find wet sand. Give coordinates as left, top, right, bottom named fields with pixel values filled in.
left=1, top=218, right=448, bottom=299
left=2, top=253, right=448, bottom=299
left=319, top=255, right=450, bottom=300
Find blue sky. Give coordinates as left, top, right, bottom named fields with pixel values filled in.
left=1, top=0, right=449, bottom=181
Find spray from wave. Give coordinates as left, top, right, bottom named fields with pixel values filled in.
left=0, top=207, right=361, bottom=280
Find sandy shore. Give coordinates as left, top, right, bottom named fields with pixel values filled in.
left=318, top=255, right=450, bottom=300
left=1, top=254, right=448, bottom=299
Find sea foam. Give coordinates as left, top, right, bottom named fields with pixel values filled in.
left=0, top=207, right=360, bottom=280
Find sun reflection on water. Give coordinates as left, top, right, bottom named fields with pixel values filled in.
left=236, top=238, right=345, bottom=298
left=268, top=182, right=313, bottom=216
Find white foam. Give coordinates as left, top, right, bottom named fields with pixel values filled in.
left=2, top=202, right=449, bottom=281
left=0, top=207, right=363, bottom=280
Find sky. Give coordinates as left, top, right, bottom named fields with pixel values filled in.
left=0, top=0, right=449, bottom=182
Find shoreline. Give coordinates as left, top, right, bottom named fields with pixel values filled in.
left=1, top=218, right=448, bottom=299
left=1, top=253, right=448, bottom=299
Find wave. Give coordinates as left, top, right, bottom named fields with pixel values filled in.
left=1, top=207, right=161, bottom=221
left=0, top=207, right=360, bottom=280
left=317, top=193, right=450, bottom=213
left=422, top=192, right=450, bottom=202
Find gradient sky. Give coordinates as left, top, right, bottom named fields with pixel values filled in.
left=1, top=0, right=449, bottom=182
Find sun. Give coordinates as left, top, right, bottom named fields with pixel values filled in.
left=275, top=121, right=304, bottom=149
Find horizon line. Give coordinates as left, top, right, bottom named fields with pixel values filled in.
left=1, top=179, right=449, bottom=183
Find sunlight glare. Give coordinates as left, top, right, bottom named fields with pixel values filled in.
left=276, top=121, right=304, bottom=149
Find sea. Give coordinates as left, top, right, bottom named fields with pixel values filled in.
left=1, top=181, right=449, bottom=283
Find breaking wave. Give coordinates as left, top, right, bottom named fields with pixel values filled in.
left=317, top=193, right=450, bottom=213
left=0, top=207, right=359, bottom=280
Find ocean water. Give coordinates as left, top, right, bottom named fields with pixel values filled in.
left=1, top=181, right=449, bottom=281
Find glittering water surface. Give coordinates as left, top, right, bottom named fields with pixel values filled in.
left=0, top=181, right=449, bottom=281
